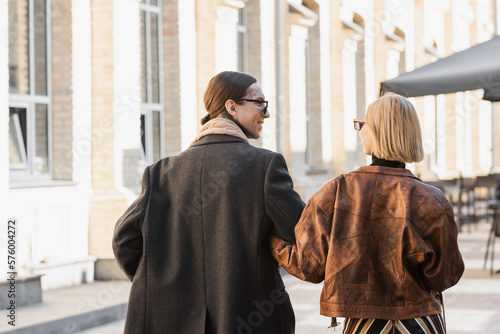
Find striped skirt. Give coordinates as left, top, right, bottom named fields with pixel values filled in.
left=342, top=314, right=445, bottom=334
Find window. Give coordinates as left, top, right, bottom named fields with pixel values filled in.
left=140, top=109, right=162, bottom=163
left=8, top=0, right=51, bottom=179
left=140, top=1, right=164, bottom=164
left=215, top=2, right=246, bottom=72
left=9, top=107, right=28, bottom=169
left=237, top=3, right=247, bottom=72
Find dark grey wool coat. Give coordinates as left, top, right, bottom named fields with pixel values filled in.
left=112, top=134, right=305, bottom=334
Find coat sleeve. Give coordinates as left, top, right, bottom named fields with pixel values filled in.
left=410, top=204, right=465, bottom=292
left=112, top=167, right=150, bottom=282
left=269, top=180, right=338, bottom=283
left=264, top=153, right=305, bottom=243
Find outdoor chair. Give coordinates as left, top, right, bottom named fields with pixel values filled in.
left=475, top=174, right=500, bottom=222
left=441, top=178, right=462, bottom=228
left=459, top=177, right=477, bottom=231
left=484, top=200, right=500, bottom=275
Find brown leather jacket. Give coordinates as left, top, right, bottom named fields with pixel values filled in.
left=271, top=166, right=464, bottom=320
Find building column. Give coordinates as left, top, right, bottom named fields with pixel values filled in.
left=260, top=0, right=277, bottom=151
left=247, top=0, right=262, bottom=82
left=308, top=4, right=323, bottom=170
left=278, top=0, right=292, bottom=163
left=444, top=1, right=458, bottom=177
left=469, top=3, right=482, bottom=174
left=329, top=1, right=348, bottom=174
left=373, top=0, right=389, bottom=96
left=51, top=0, right=73, bottom=180
left=247, top=0, right=263, bottom=148
left=355, top=36, right=366, bottom=168
left=89, top=0, right=128, bottom=257
left=163, top=0, right=182, bottom=156
left=413, top=0, right=425, bottom=145
left=195, top=0, right=217, bottom=126
left=178, top=0, right=198, bottom=150
left=413, top=0, right=435, bottom=178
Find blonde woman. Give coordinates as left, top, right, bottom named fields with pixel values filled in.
left=270, top=93, right=464, bottom=334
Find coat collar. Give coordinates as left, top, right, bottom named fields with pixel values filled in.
left=190, top=134, right=248, bottom=147
left=351, top=165, right=421, bottom=181
left=190, top=118, right=249, bottom=146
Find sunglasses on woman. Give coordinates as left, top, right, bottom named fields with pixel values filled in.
left=353, top=119, right=366, bottom=131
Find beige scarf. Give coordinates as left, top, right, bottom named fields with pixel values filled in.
left=190, top=117, right=249, bottom=146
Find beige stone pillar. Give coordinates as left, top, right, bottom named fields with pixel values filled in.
left=355, top=37, right=367, bottom=167
left=52, top=0, right=73, bottom=180
left=329, top=1, right=348, bottom=174
left=307, top=4, right=323, bottom=170
left=246, top=0, right=262, bottom=82
left=247, top=0, right=263, bottom=148
left=413, top=0, right=432, bottom=178
left=444, top=1, right=458, bottom=177
left=14, top=0, right=29, bottom=95
left=89, top=0, right=128, bottom=256
left=373, top=0, right=388, bottom=96
left=90, top=0, right=116, bottom=194
left=163, top=0, right=182, bottom=156
left=279, top=0, right=292, bottom=163
left=470, top=3, right=482, bottom=174
left=195, top=0, right=217, bottom=126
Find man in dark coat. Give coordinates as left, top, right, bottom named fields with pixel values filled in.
left=113, top=71, right=305, bottom=333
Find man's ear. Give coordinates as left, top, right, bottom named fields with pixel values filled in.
left=225, top=100, right=238, bottom=117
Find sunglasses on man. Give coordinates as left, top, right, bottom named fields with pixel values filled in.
left=236, top=99, right=269, bottom=115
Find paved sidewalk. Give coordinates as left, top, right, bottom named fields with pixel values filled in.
left=81, top=221, right=500, bottom=333
left=0, top=280, right=130, bottom=334
left=441, top=222, right=500, bottom=334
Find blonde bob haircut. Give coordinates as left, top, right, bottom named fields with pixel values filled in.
left=365, top=92, right=424, bottom=163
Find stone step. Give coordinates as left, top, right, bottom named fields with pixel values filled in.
left=0, top=275, right=42, bottom=309
left=0, top=280, right=130, bottom=334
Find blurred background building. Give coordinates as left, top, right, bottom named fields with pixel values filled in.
left=1, top=0, right=499, bottom=291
